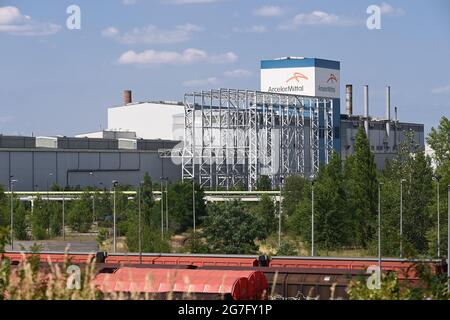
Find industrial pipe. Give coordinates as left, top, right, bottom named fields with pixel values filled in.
left=386, top=86, right=391, bottom=138
left=346, top=85, right=353, bottom=116
left=364, top=85, right=369, bottom=136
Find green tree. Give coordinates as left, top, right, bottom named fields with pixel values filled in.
left=67, top=192, right=93, bottom=233
left=167, top=181, right=206, bottom=233
left=256, top=176, right=272, bottom=191
left=426, top=116, right=450, bottom=257
left=380, top=132, right=434, bottom=256
left=13, top=202, right=29, bottom=241
left=282, top=175, right=307, bottom=218
left=31, top=197, right=51, bottom=240
left=202, top=201, right=261, bottom=254
left=251, top=194, right=277, bottom=239
left=345, top=127, right=378, bottom=249
left=427, top=116, right=450, bottom=167
left=290, top=153, right=350, bottom=252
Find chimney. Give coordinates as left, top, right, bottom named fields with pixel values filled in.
left=395, top=106, right=398, bottom=122
left=364, top=85, right=369, bottom=136
left=386, top=86, right=391, bottom=137
left=123, top=90, right=132, bottom=105
left=346, top=85, right=353, bottom=115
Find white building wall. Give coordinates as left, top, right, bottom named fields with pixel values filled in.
left=108, top=102, right=183, bottom=140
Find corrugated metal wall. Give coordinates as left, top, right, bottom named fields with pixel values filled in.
left=0, top=149, right=181, bottom=191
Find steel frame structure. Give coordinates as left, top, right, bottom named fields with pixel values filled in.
left=182, top=89, right=334, bottom=190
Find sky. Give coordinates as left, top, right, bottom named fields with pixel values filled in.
left=0, top=0, right=449, bottom=137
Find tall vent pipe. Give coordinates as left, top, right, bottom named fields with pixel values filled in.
left=346, top=85, right=353, bottom=116
left=386, top=86, right=391, bottom=137
left=123, top=90, right=132, bottom=105
left=364, top=85, right=369, bottom=136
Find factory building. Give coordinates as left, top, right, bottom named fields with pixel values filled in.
left=0, top=56, right=425, bottom=191
left=0, top=135, right=180, bottom=191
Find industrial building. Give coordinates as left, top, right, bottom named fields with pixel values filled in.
left=0, top=56, right=425, bottom=191
left=0, top=134, right=180, bottom=191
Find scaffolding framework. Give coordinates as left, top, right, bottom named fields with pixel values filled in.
left=182, top=89, right=334, bottom=190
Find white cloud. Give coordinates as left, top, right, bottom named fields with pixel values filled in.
left=233, top=25, right=267, bottom=33
left=380, top=2, right=405, bottom=16
left=224, top=69, right=252, bottom=77
left=183, top=77, right=219, bottom=87
left=254, top=5, right=284, bottom=17
left=165, top=0, right=220, bottom=4
left=0, top=115, right=14, bottom=124
left=102, top=24, right=202, bottom=44
left=432, top=85, right=450, bottom=94
left=118, top=48, right=238, bottom=65
left=280, top=11, right=358, bottom=29
left=122, top=0, right=137, bottom=5
left=0, top=6, right=61, bottom=36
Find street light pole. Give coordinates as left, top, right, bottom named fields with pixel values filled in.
left=138, top=182, right=142, bottom=264
left=311, top=180, right=315, bottom=257
left=192, top=180, right=196, bottom=250
left=9, top=176, right=17, bottom=251
left=112, top=180, right=118, bottom=253
left=160, top=178, right=164, bottom=239
left=400, top=179, right=406, bottom=258
left=437, top=178, right=441, bottom=258
left=165, top=178, right=169, bottom=233
left=378, top=183, right=384, bottom=286
left=278, top=177, right=284, bottom=249
left=62, top=194, right=65, bottom=241
left=447, top=185, right=449, bottom=293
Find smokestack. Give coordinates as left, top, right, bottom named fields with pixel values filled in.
left=386, top=86, right=391, bottom=137
left=364, top=85, right=369, bottom=136
left=123, top=90, right=132, bottom=105
left=395, top=106, right=398, bottom=122
left=346, top=85, right=353, bottom=115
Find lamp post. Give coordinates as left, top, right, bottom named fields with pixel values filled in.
left=400, top=178, right=406, bottom=258
left=433, top=175, right=441, bottom=258
left=192, top=180, right=196, bottom=251
left=90, top=172, right=95, bottom=223
left=311, top=178, right=315, bottom=257
left=138, top=181, right=143, bottom=264
left=165, top=178, right=169, bottom=233
left=447, top=185, right=449, bottom=293
left=62, top=192, right=65, bottom=241
left=160, top=177, right=164, bottom=239
left=9, top=176, right=18, bottom=250
left=279, top=177, right=284, bottom=249
left=378, top=182, right=384, bottom=286
left=112, top=180, right=119, bottom=253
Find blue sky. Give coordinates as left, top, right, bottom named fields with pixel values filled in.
left=0, top=0, right=449, bottom=137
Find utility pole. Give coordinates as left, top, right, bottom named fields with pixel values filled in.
left=160, top=177, right=164, bottom=239
left=112, top=180, right=118, bottom=253
left=434, top=175, right=441, bottom=258
left=62, top=194, right=65, bottom=241
left=278, top=177, right=284, bottom=249
left=447, top=185, right=449, bottom=293
left=192, top=180, right=196, bottom=251
left=165, top=178, right=169, bottom=233
left=311, top=180, right=315, bottom=257
left=378, top=183, right=384, bottom=286
left=400, top=179, right=406, bottom=258
left=138, top=182, right=142, bottom=264
left=9, top=176, right=17, bottom=251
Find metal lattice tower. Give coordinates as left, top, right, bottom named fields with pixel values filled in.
left=182, top=89, right=334, bottom=190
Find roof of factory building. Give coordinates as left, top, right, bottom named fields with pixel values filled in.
left=110, top=100, right=184, bottom=109
left=0, top=134, right=180, bottom=151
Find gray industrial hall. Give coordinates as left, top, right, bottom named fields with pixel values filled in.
left=0, top=135, right=181, bottom=191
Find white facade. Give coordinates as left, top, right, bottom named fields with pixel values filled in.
left=260, top=57, right=340, bottom=99
left=108, top=102, right=184, bottom=140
